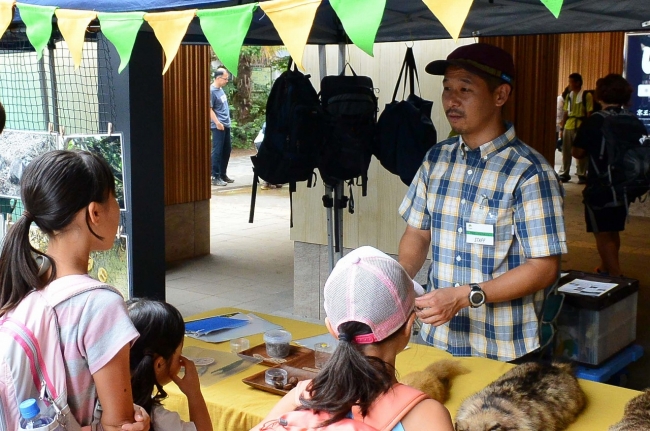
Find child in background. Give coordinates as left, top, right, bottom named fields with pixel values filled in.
left=127, top=298, right=213, bottom=431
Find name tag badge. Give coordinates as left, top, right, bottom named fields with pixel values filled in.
left=221, top=95, right=227, bottom=103
left=466, top=222, right=494, bottom=246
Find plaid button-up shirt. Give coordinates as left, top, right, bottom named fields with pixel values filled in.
left=399, top=125, right=567, bottom=361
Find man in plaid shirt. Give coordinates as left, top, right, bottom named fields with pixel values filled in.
left=398, top=43, right=566, bottom=362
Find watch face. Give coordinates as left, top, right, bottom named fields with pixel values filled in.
left=470, top=290, right=485, bottom=306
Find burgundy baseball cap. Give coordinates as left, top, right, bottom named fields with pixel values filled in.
left=425, top=43, right=515, bottom=86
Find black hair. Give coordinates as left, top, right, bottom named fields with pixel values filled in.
left=561, top=86, right=570, bottom=99
left=0, top=150, right=116, bottom=317
left=595, top=74, right=633, bottom=106
left=569, top=73, right=583, bottom=86
left=298, top=320, right=408, bottom=426
left=213, top=67, right=228, bottom=79
left=0, top=101, right=5, bottom=134
left=127, top=298, right=185, bottom=424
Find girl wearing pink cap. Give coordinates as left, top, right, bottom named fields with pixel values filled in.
left=251, top=246, right=453, bottom=431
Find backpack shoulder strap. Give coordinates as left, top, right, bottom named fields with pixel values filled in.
left=41, top=275, right=121, bottom=307
left=352, top=384, right=429, bottom=431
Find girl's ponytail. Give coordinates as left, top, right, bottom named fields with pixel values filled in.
left=298, top=321, right=397, bottom=426
left=0, top=214, right=54, bottom=316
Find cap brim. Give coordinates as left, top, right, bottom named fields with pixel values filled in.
left=425, top=59, right=450, bottom=75
left=426, top=59, right=513, bottom=86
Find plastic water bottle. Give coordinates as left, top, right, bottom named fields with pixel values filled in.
left=19, top=398, right=53, bottom=429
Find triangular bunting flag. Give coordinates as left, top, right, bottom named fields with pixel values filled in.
left=55, top=9, right=97, bottom=69
left=144, top=9, right=197, bottom=75
left=16, top=3, right=57, bottom=59
left=330, top=0, right=385, bottom=56
left=0, top=0, right=15, bottom=40
left=98, top=12, right=145, bottom=73
left=541, top=0, right=563, bottom=18
left=197, top=4, right=256, bottom=76
left=422, top=0, right=474, bottom=41
left=259, top=0, right=321, bottom=70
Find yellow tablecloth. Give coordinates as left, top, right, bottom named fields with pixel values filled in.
left=164, top=308, right=640, bottom=431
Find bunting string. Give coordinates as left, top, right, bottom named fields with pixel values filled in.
left=0, top=0, right=564, bottom=74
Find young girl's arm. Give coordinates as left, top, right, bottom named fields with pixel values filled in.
left=94, top=344, right=150, bottom=431
left=249, top=387, right=301, bottom=431
left=171, top=356, right=213, bottom=431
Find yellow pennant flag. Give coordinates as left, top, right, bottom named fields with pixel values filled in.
left=259, top=0, right=321, bottom=70
left=55, top=9, right=97, bottom=69
left=0, top=0, right=14, bottom=40
left=144, top=9, right=197, bottom=75
left=422, top=0, right=474, bottom=41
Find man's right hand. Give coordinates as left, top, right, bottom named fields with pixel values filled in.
left=216, top=122, right=224, bottom=131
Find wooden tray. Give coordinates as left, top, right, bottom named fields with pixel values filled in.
left=242, top=352, right=318, bottom=395
left=240, top=343, right=313, bottom=367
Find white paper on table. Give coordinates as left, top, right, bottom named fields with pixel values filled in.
left=558, top=278, right=618, bottom=297
left=185, top=313, right=282, bottom=343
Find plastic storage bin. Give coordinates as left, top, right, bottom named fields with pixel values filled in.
left=555, top=270, right=638, bottom=365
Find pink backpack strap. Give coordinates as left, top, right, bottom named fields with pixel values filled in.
left=351, top=384, right=429, bottom=431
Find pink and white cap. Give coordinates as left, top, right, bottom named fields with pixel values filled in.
left=324, top=246, right=424, bottom=344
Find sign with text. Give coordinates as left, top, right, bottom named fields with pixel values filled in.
left=625, top=32, right=650, bottom=132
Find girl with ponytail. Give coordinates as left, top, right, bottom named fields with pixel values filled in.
left=127, top=298, right=212, bottom=431
left=0, top=150, right=148, bottom=430
left=251, top=246, right=454, bottom=431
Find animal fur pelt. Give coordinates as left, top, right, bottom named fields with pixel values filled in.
left=455, top=361, right=586, bottom=431
left=609, top=390, right=650, bottom=431
left=400, top=359, right=469, bottom=403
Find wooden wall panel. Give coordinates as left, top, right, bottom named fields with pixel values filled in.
left=163, top=45, right=212, bottom=205
left=481, top=35, right=560, bottom=164
left=557, top=32, right=625, bottom=94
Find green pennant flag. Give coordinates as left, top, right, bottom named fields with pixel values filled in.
left=17, top=3, right=57, bottom=59
left=98, top=12, right=145, bottom=73
left=197, top=4, right=257, bottom=77
left=541, top=0, right=563, bottom=18
left=330, top=0, right=385, bottom=56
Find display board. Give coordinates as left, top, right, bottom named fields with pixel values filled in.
left=0, top=131, right=130, bottom=298
left=624, top=32, right=650, bottom=132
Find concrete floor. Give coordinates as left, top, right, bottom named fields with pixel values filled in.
left=165, top=151, right=650, bottom=390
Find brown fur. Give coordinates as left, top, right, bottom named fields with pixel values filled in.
left=400, top=360, right=470, bottom=403
left=609, top=390, right=650, bottom=431
left=455, top=361, right=586, bottom=431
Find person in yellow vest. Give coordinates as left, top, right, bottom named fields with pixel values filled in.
left=559, top=73, right=593, bottom=184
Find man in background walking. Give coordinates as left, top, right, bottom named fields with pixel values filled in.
left=210, top=67, right=233, bottom=186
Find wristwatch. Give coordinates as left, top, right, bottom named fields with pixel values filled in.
left=468, top=283, right=486, bottom=308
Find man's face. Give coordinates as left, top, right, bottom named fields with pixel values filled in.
left=442, top=66, right=502, bottom=138
left=569, top=78, right=581, bottom=92
left=215, top=71, right=229, bottom=88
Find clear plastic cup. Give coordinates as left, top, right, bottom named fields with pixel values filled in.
left=265, top=368, right=288, bottom=387
left=229, top=337, right=250, bottom=353
left=314, top=342, right=335, bottom=368
left=264, top=329, right=292, bottom=359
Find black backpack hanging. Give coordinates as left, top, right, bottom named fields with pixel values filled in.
left=249, top=59, right=325, bottom=225
left=374, top=47, right=437, bottom=186
left=318, top=64, right=377, bottom=194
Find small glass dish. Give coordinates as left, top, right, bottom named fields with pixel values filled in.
left=265, top=368, right=288, bottom=387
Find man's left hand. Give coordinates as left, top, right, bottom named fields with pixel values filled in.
left=415, top=286, right=468, bottom=326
